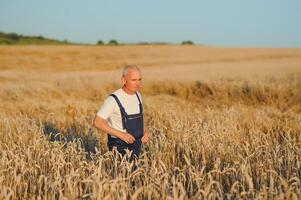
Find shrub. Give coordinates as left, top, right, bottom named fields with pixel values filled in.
left=7, top=32, right=20, bottom=40
left=97, top=40, right=104, bottom=45
left=108, top=39, right=118, bottom=45
left=181, top=40, right=194, bottom=45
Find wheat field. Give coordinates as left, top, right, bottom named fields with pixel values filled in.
left=0, top=45, right=301, bottom=199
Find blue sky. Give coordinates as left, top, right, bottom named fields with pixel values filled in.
left=0, top=0, right=300, bottom=47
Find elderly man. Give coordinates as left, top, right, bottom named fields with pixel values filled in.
left=93, top=65, right=148, bottom=159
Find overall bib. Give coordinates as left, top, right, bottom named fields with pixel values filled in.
left=107, top=92, right=144, bottom=158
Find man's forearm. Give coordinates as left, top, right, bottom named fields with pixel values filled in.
left=93, top=116, right=123, bottom=139
left=93, top=116, right=135, bottom=144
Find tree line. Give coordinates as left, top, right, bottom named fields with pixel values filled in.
left=0, top=31, right=195, bottom=45
left=97, top=39, right=194, bottom=45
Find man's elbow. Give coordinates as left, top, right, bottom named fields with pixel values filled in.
left=93, top=116, right=105, bottom=129
left=93, top=116, right=99, bottom=128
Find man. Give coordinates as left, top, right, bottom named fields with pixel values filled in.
left=93, top=65, right=148, bottom=159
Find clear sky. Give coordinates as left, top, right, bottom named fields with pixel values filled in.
left=0, top=0, right=300, bottom=47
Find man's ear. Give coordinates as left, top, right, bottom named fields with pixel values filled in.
left=122, top=76, right=126, bottom=85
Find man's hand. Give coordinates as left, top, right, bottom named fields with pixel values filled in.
left=141, top=131, right=148, bottom=143
left=94, top=116, right=135, bottom=144
left=119, top=132, right=135, bottom=144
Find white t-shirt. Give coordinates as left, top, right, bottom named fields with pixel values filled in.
left=97, top=88, right=142, bottom=136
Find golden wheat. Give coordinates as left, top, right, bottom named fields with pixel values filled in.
left=0, top=45, right=300, bottom=199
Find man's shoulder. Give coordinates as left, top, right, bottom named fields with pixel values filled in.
left=105, top=89, right=124, bottom=105
left=112, top=88, right=142, bottom=97
left=112, top=88, right=123, bottom=96
left=110, top=88, right=142, bottom=102
left=103, top=89, right=121, bottom=104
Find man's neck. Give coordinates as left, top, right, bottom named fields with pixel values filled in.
left=122, top=86, right=135, bottom=95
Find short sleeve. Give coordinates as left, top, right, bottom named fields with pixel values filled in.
left=96, top=96, right=116, bottom=120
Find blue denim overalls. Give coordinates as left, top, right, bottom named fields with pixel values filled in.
left=107, top=92, right=144, bottom=159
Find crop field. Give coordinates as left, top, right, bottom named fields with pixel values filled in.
left=0, top=45, right=301, bottom=199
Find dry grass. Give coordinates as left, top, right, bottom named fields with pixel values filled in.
left=0, top=45, right=301, bottom=199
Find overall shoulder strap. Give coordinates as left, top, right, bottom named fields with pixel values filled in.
left=110, top=94, right=127, bottom=115
left=135, top=92, right=143, bottom=114
left=110, top=94, right=127, bottom=130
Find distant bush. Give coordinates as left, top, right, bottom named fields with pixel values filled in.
left=137, top=42, right=169, bottom=45
left=108, top=39, right=118, bottom=45
left=7, top=33, right=20, bottom=40
left=0, top=38, right=14, bottom=44
left=97, top=40, right=104, bottom=45
left=37, top=35, right=45, bottom=40
left=0, top=31, right=76, bottom=45
left=137, top=42, right=149, bottom=45
left=181, top=40, right=194, bottom=45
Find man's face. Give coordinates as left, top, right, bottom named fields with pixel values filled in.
left=122, top=69, right=142, bottom=93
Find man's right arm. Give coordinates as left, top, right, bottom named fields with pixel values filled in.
left=93, top=116, right=135, bottom=144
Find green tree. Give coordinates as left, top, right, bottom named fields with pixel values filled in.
left=181, top=40, right=194, bottom=45
left=108, top=39, right=118, bottom=45
left=37, top=35, right=45, bottom=40
left=7, top=32, right=19, bottom=40
left=97, top=40, right=104, bottom=45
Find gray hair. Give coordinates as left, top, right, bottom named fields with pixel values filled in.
left=122, top=64, right=140, bottom=77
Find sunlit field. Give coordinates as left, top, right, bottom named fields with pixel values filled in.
left=0, top=45, right=301, bottom=199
